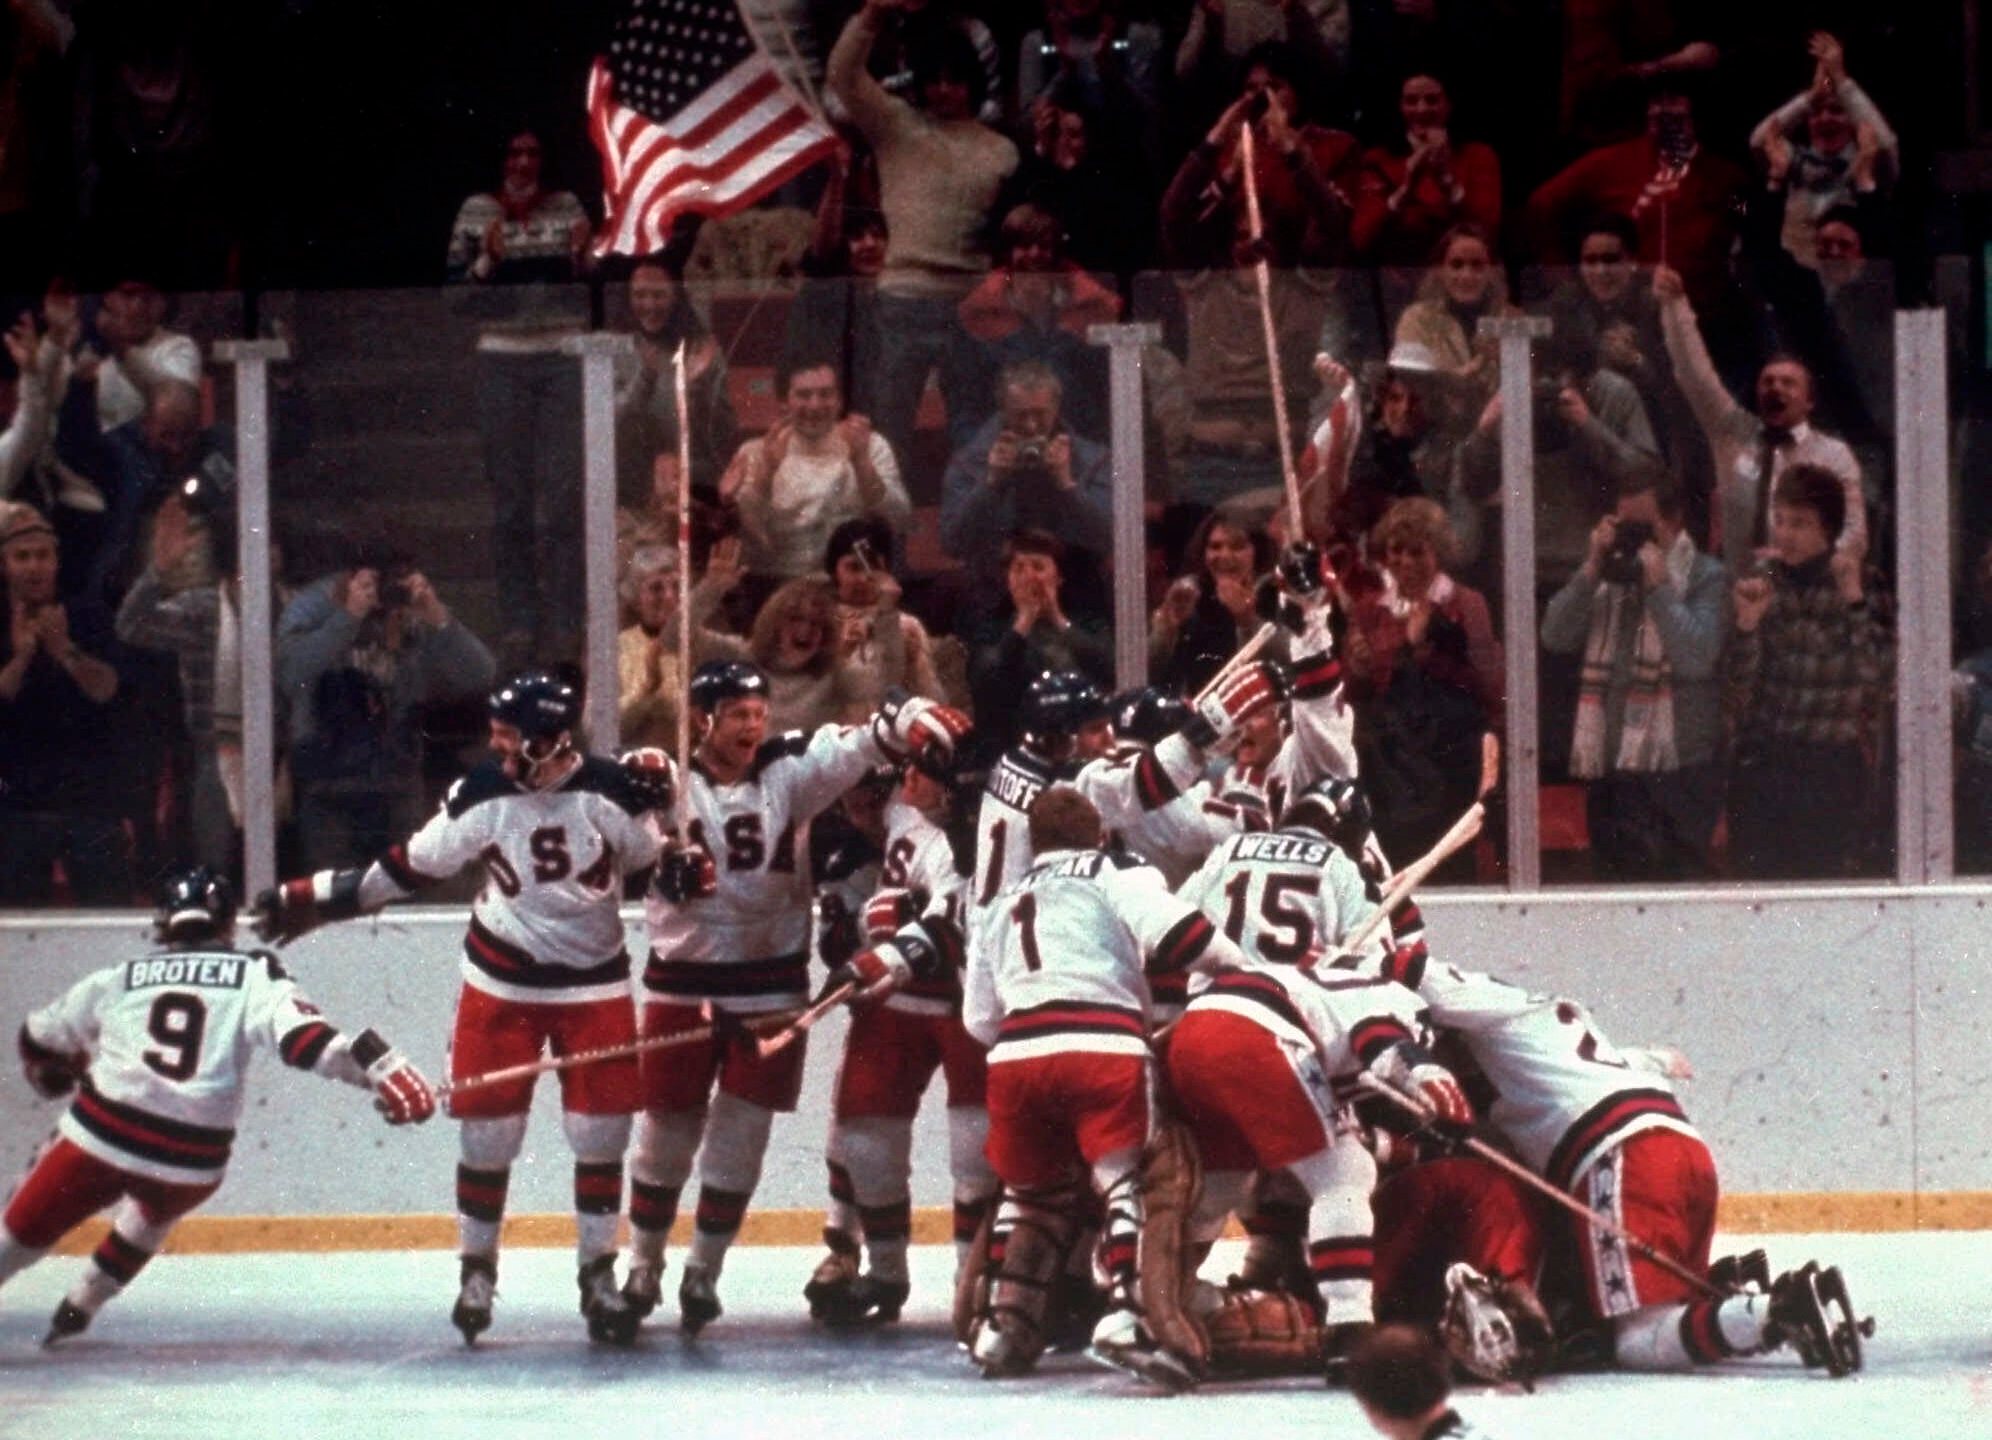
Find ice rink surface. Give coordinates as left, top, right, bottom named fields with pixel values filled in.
left=0, top=1232, right=1984, bottom=1440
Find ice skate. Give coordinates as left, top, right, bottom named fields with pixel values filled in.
left=1813, top=1265, right=1874, bottom=1377
left=42, top=1300, right=91, bottom=1347
left=679, top=1261, right=722, bottom=1336
left=1766, top=1263, right=1838, bottom=1370
left=804, top=1246, right=864, bottom=1324
left=578, top=1255, right=639, bottom=1346
left=845, top=1273, right=911, bottom=1325
left=969, top=1310, right=1040, bottom=1378
left=1086, top=1303, right=1199, bottom=1393
left=622, top=1260, right=664, bottom=1320
left=1319, top=1320, right=1376, bottom=1387
left=451, top=1256, right=496, bottom=1347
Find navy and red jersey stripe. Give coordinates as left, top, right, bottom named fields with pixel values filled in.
left=1545, top=1088, right=1692, bottom=1190
left=1348, top=1015, right=1415, bottom=1068
left=378, top=843, right=436, bottom=893
left=1380, top=942, right=1428, bottom=991
left=278, top=1021, right=338, bottom=1070
left=1288, top=650, right=1343, bottom=700
left=1149, top=911, right=1215, bottom=975
left=1133, top=751, right=1179, bottom=810
left=996, top=1000, right=1146, bottom=1046
left=1150, top=970, right=1188, bottom=1011
left=466, top=917, right=631, bottom=991
left=1204, top=970, right=1313, bottom=1039
left=642, top=951, right=808, bottom=999
left=71, top=1080, right=233, bottom=1173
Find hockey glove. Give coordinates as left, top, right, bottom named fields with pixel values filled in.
left=864, top=888, right=918, bottom=943
left=826, top=944, right=913, bottom=1003
left=18, top=1025, right=84, bottom=1100
left=251, top=869, right=364, bottom=946
left=1373, top=1041, right=1475, bottom=1134
left=653, top=844, right=718, bottom=904
left=618, top=746, right=675, bottom=814
left=1185, top=660, right=1286, bottom=750
left=350, top=1029, right=436, bottom=1126
left=871, top=692, right=973, bottom=768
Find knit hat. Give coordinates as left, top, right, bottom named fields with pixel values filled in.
left=0, top=502, right=56, bottom=549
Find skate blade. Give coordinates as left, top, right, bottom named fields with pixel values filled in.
left=1815, top=1267, right=1872, bottom=1378
left=1086, top=1339, right=1200, bottom=1393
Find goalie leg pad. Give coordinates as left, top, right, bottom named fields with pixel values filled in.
left=970, top=1185, right=1087, bottom=1377
left=1137, top=1121, right=1210, bottom=1369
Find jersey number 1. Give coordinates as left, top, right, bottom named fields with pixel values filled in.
left=1012, top=892, right=1043, bottom=972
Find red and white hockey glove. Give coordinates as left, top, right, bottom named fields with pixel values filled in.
left=871, top=692, right=973, bottom=769
left=351, top=1029, right=436, bottom=1126
left=653, top=843, right=718, bottom=904
left=1375, top=1041, right=1474, bottom=1135
left=1185, top=659, right=1286, bottom=750
left=864, top=888, right=917, bottom=944
left=252, top=869, right=364, bottom=946
left=827, top=944, right=913, bottom=1003
left=18, top=1025, right=84, bottom=1100
left=618, top=746, right=675, bottom=814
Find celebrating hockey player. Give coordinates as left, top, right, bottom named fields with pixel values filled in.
left=624, top=660, right=970, bottom=1334
left=963, top=786, right=1250, bottom=1389
left=1371, top=951, right=1867, bottom=1378
left=253, top=669, right=666, bottom=1347
left=806, top=732, right=992, bottom=1327
left=1159, top=778, right=1469, bottom=1379
left=6, top=868, right=434, bottom=1344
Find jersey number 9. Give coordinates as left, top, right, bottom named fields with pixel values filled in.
left=143, top=993, right=208, bottom=1083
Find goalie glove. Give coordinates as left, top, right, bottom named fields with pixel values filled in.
left=652, top=843, right=718, bottom=904
left=251, top=869, right=364, bottom=946
left=18, top=1025, right=84, bottom=1100
left=1372, top=1040, right=1474, bottom=1134
left=349, top=1029, right=436, bottom=1126
left=618, top=746, right=675, bottom=814
left=870, top=691, right=972, bottom=768
left=1184, top=660, right=1286, bottom=750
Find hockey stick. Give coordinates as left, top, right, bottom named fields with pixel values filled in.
left=1237, top=122, right=1303, bottom=541
left=672, top=341, right=696, bottom=837
left=1193, top=623, right=1277, bottom=705
left=439, top=1008, right=800, bottom=1099
left=756, top=980, right=857, bottom=1059
left=1336, top=801, right=1486, bottom=961
left=1355, top=1073, right=1727, bottom=1301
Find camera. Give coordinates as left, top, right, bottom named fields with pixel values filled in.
left=1599, top=520, right=1654, bottom=585
left=1014, top=437, right=1049, bottom=469
left=377, top=563, right=415, bottom=609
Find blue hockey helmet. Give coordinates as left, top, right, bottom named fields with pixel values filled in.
left=155, top=866, right=237, bottom=945
left=1108, top=685, right=1192, bottom=747
left=688, top=659, right=771, bottom=714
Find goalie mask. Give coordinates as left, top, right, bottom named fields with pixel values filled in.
left=489, top=669, right=582, bottom=787
left=1439, top=1262, right=1556, bottom=1388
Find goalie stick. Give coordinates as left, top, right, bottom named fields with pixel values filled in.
left=440, top=1008, right=800, bottom=1098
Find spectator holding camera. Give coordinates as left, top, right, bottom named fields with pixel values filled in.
left=939, top=359, right=1111, bottom=607
left=276, top=545, right=496, bottom=870
left=1541, top=467, right=1728, bottom=880
left=1722, top=463, right=1890, bottom=880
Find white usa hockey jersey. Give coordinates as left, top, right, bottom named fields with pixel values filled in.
left=964, top=848, right=1238, bottom=1060
left=1179, top=828, right=1386, bottom=970
left=1184, top=958, right=1431, bottom=1100
left=25, top=949, right=370, bottom=1185
left=1381, top=954, right=1699, bottom=1189
left=643, top=724, right=889, bottom=1012
left=876, top=795, right=969, bottom=1017
left=363, top=757, right=662, bottom=1005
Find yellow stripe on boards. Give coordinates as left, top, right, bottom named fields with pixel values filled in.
left=47, top=1192, right=1992, bottom=1258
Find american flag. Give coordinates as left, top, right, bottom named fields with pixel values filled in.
left=588, top=0, right=837, bottom=256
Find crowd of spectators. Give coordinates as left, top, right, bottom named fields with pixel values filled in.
left=0, top=5, right=1949, bottom=898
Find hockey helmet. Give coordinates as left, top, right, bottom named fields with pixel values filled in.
left=688, top=659, right=771, bottom=714
left=1108, top=686, right=1191, bottom=747
left=1019, top=670, right=1108, bottom=750
left=1280, top=776, right=1372, bottom=856
left=489, top=670, right=582, bottom=741
left=154, top=866, right=237, bottom=945
left=1438, top=1263, right=1556, bottom=1388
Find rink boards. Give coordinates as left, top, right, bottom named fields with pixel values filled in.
left=2, top=883, right=1987, bottom=1250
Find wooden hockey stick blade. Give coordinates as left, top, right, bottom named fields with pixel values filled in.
left=1339, top=802, right=1486, bottom=959
left=439, top=1009, right=799, bottom=1098
left=1355, top=1074, right=1725, bottom=1301
left=756, top=981, right=857, bottom=1058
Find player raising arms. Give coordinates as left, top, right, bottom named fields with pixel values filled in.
left=253, top=669, right=666, bottom=1347
left=623, top=661, right=969, bottom=1334
left=5, top=868, right=434, bottom=1344
left=963, top=786, right=1249, bottom=1389
left=806, top=734, right=992, bottom=1327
